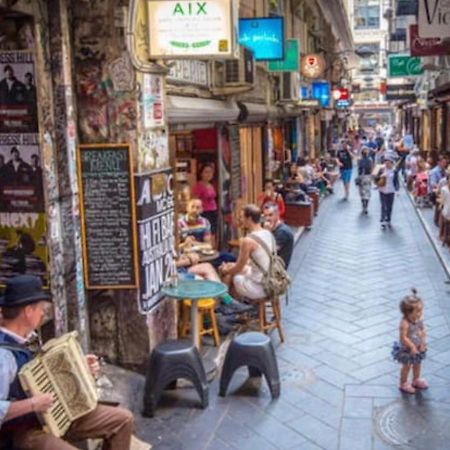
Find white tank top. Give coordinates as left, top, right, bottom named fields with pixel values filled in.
left=248, top=229, right=275, bottom=282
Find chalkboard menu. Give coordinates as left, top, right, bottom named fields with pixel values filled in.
left=229, top=125, right=242, bottom=199
left=77, top=144, right=138, bottom=289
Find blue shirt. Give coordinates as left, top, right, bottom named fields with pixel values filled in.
left=429, top=166, right=445, bottom=190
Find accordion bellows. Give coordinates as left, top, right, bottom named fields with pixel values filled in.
left=19, top=331, right=98, bottom=437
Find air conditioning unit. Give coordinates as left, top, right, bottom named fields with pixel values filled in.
left=224, top=46, right=255, bottom=87
left=279, top=72, right=300, bottom=102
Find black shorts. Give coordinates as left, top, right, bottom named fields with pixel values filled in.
left=203, top=210, right=218, bottom=234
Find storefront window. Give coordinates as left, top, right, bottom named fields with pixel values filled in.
left=354, top=1, right=380, bottom=30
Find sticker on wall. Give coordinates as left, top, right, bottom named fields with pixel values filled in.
left=138, top=128, right=169, bottom=172
left=142, top=73, right=165, bottom=128
left=109, top=52, right=135, bottom=92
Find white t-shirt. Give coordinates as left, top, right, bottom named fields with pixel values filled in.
left=441, top=185, right=450, bottom=220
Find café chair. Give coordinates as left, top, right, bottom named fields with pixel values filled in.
left=179, top=298, right=221, bottom=349
left=219, top=331, right=280, bottom=399
left=245, top=296, right=284, bottom=343
left=142, top=339, right=208, bottom=417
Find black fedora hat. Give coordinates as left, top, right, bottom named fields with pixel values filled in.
left=0, top=275, right=52, bottom=308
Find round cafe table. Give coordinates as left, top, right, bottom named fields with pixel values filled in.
left=162, top=280, right=228, bottom=349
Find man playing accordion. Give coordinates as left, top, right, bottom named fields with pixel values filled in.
left=0, top=275, right=134, bottom=449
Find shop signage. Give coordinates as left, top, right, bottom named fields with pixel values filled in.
left=147, top=0, right=236, bottom=58
left=142, top=74, right=165, bottom=128
left=386, top=83, right=417, bottom=101
left=388, top=55, right=424, bottom=77
left=239, top=17, right=284, bottom=61
left=136, top=168, right=175, bottom=313
left=167, top=60, right=210, bottom=86
left=332, top=88, right=349, bottom=101
left=300, top=54, right=325, bottom=79
left=228, top=125, right=241, bottom=199
left=297, top=99, right=320, bottom=108
left=268, top=39, right=299, bottom=72
left=410, top=24, right=450, bottom=56
left=312, top=80, right=330, bottom=107
left=418, top=0, right=450, bottom=39
left=335, top=99, right=350, bottom=109
left=0, top=51, right=48, bottom=286
left=77, top=144, right=139, bottom=289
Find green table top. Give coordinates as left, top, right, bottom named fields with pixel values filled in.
left=162, top=279, right=228, bottom=300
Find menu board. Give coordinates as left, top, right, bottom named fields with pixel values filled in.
left=229, top=125, right=241, bottom=199
left=77, top=144, right=138, bottom=289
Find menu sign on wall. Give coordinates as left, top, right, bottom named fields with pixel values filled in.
left=77, top=144, right=138, bottom=289
left=136, top=168, right=175, bottom=313
left=228, top=125, right=241, bottom=200
left=147, top=0, right=236, bottom=58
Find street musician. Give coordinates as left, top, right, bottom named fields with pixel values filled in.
left=0, top=275, right=134, bottom=450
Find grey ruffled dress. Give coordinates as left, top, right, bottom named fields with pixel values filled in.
left=392, top=319, right=426, bottom=365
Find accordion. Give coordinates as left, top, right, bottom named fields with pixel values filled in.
left=19, top=331, right=98, bottom=437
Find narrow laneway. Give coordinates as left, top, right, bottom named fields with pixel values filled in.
left=137, top=184, right=450, bottom=450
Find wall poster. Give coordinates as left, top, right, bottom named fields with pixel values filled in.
left=136, top=168, right=175, bottom=313
left=0, top=51, right=48, bottom=286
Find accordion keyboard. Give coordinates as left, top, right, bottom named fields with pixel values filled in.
left=29, top=361, right=71, bottom=434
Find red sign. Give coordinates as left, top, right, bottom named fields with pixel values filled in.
left=410, top=24, right=450, bottom=57
left=332, top=88, right=349, bottom=101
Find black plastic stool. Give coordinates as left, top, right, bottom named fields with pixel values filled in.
left=142, top=339, right=209, bottom=417
left=219, top=332, right=280, bottom=399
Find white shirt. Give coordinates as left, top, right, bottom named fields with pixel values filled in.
left=379, top=168, right=396, bottom=194
left=441, top=185, right=450, bottom=220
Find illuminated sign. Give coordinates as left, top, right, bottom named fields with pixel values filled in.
left=332, top=88, right=349, bottom=101
left=301, top=54, right=325, bottom=79
left=312, top=80, right=330, bottom=107
left=239, top=17, right=284, bottom=61
left=147, top=0, right=236, bottom=58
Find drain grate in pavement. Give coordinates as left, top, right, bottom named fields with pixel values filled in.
left=374, top=399, right=450, bottom=448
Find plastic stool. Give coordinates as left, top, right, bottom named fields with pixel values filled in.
left=179, top=298, right=220, bottom=349
left=142, top=339, right=208, bottom=417
left=219, top=332, right=280, bottom=399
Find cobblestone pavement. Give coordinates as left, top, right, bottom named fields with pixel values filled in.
left=132, top=184, right=450, bottom=450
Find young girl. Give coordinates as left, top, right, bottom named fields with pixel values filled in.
left=392, top=288, right=428, bottom=394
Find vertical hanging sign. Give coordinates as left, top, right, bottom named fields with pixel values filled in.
left=136, top=168, right=175, bottom=313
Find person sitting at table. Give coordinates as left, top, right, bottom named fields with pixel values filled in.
left=284, top=163, right=308, bottom=203
left=220, top=204, right=275, bottom=301
left=175, top=253, right=250, bottom=314
left=257, top=179, right=285, bottom=218
left=262, top=202, right=294, bottom=268
left=178, top=198, right=235, bottom=267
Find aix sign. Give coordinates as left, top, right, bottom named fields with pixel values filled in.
left=388, top=55, right=424, bottom=78
left=419, top=0, right=450, bottom=39
left=147, top=0, right=237, bottom=58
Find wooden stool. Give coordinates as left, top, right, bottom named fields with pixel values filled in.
left=179, top=298, right=220, bottom=349
left=247, top=297, right=284, bottom=343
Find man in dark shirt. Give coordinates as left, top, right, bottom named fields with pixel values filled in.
left=336, top=142, right=355, bottom=200
left=263, top=202, right=294, bottom=268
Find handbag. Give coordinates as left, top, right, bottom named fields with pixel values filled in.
left=375, top=169, right=386, bottom=188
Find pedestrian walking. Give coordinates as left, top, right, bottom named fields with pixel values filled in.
left=374, top=155, right=399, bottom=229
left=392, top=288, right=428, bottom=394
left=357, top=147, right=373, bottom=214
left=336, top=142, right=355, bottom=201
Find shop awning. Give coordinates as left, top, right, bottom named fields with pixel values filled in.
left=167, top=95, right=240, bottom=124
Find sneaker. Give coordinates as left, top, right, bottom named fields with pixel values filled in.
left=412, top=378, right=429, bottom=390
left=381, top=222, right=387, bottom=230
left=399, top=382, right=416, bottom=394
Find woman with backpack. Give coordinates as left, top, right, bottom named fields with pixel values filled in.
left=219, top=204, right=289, bottom=300
left=357, top=147, right=374, bottom=215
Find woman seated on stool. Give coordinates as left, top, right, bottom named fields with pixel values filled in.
left=284, top=163, right=308, bottom=203
left=220, top=204, right=274, bottom=301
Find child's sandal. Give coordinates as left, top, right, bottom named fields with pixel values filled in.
left=412, top=378, right=429, bottom=390
left=399, top=382, right=416, bottom=394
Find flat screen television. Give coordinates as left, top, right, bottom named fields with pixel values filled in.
left=238, top=17, right=284, bottom=61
